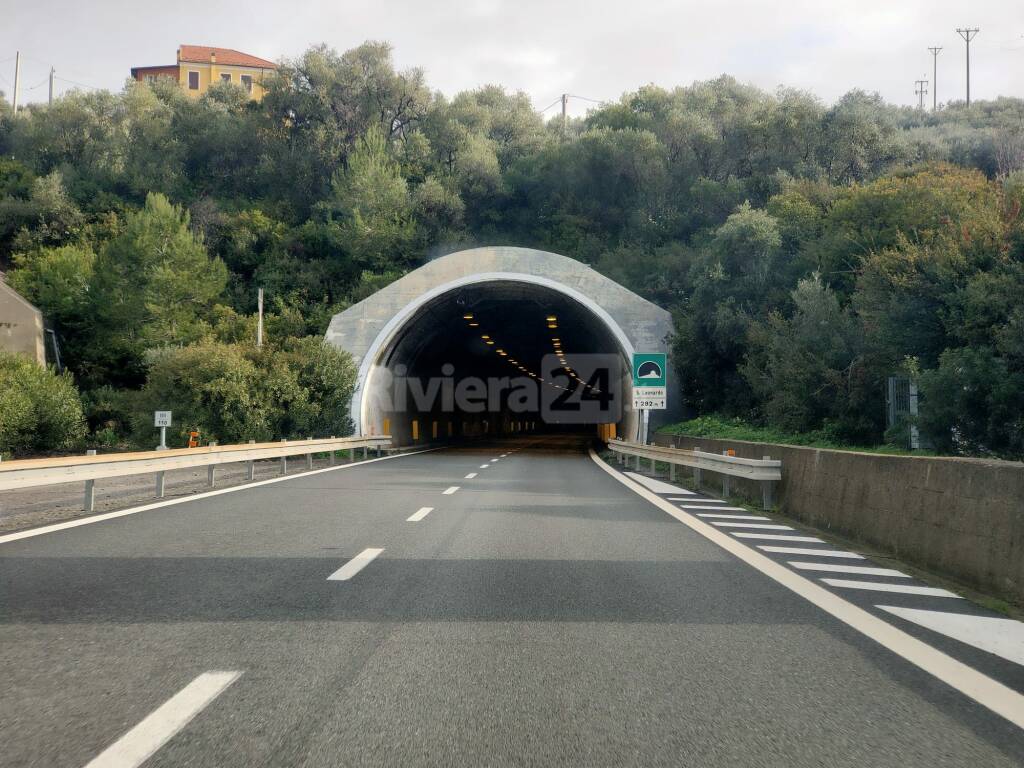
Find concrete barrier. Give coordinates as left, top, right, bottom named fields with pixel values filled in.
left=654, top=433, right=1024, bottom=605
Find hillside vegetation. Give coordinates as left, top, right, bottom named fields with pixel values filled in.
left=1, top=41, right=1022, bottom=457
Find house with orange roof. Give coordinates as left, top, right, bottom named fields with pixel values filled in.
left=131, top=45, right=277, bottom=100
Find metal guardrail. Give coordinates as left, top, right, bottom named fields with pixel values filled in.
left=607, top=438, right=782, bottom=509
left=0, top=435, right=392, bottom=512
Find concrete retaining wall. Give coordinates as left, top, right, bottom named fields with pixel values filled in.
left=653, top=433, right=1024, bottom=605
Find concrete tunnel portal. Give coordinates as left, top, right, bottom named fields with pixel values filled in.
left=325, top=247, right=674, bottom=446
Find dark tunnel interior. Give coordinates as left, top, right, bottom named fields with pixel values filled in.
left=362, top=281, right=634, bottom=444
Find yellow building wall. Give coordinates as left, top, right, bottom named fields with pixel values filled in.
left=177, top=63, right=270, bottom=100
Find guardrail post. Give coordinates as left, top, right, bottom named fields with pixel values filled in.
left=84, top=449, right=96, bottom=512
left=306, top=438, right=313, bottom=470
left=669, top=461, right=676, bottom=482
left=156, top=471, right=165, bottom=499
left=721, top=451, right=730, bottom=497
left=363, top=446, right=368, bottom=459
left=762, top=456, right=774, bottom=510
left=650, top=456, right=656, bottom=474
left=280, top=439, right=288, bottom=475
left=349, top=447, right=355, bottom=462
left=329, top=438, right=336, bottom=466
left=694, top=464, right=702, bottom=490
left=247, top=440, right=256, bottom=480
left=207, top=441, right=218, bottom=487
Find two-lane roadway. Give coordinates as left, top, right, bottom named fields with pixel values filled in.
left=1, top=436, right=1022, bottom=766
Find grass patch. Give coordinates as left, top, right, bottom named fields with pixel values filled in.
left=658, top=415, right=937, bottom=456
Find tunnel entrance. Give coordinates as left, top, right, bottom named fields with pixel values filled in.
left=324, top=247, right=674, bottom=445
left=362, top=278, right=631, bottom=445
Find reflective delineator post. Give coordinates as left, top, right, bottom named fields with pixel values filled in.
left=247, top=440, right=256, bottom=481
left=306, top=438, right=313, bottom=470
left=721, top=450, right=730, bottom=498
left=280, top=439, right=288, bottom=475
left=207, top=441, right=218, bottom=487
left=761, top=456, right=773, bottom=510
left=84, top=449, right=97, bottom=512
left=156, top=471, right=165, bottom=499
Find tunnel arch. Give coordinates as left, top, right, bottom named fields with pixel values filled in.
left=325, top=247, right=674, bottom=443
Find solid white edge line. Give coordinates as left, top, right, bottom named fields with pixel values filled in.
left=587, top=448, right=1024, bottom=731
left=442, top=486, right=460, bottom=495
left=327, top=547, right=384, bottom=581
left=83, top=671, right=241, bottom=768
left=406, top=506, right=433, bottom=522
left=0, top=448, right=443, bottom=546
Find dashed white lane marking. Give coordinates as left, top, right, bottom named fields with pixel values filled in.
left=590, top=449, right=1024, bottom=730
left=83, top=671, right=241, bottom=768
left=732, top=532, right=824, bottom=542
left=328, top=548, right=384, bottom=581
left=465, top=473, right=478, bottom=479
left=877, top=606, right=1024, bottom=666
left=443, top=486, right=460, bottom=495
left=759, top=546, right=864, bottom=559
left=479, top=464, right=489, bottom=469
left=490, top=459, right=499, bottom=463
left=680, top=505, right=748, bottom=511
left=696, top=513, right=768, bottom=520
left=821, top=579, right=962, bottom=598
left=623, top=472, right=694, bottom=495
left=407, top=507, right=433, bottom=522
left=789, top=562, right=909, bottom=578
left=712, top=521, right=793, bottom=530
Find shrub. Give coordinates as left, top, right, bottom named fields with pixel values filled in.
left=0, top=351, right=86, bottom=456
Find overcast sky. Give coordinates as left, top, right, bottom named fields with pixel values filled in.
left=3, top=0, right=1023, bottom=114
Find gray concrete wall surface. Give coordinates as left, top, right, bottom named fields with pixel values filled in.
left=653, top=432, right=1024, bottom=605
left=0, top=279, right=45, bottom=365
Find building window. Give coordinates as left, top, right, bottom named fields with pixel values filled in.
left=146, top=75, right=157, bottom=83
left=220, top=73, right=231, bottom=83
left=240, top=74, right=253, bottom=93
left=188, top=71, right=199, bottom=90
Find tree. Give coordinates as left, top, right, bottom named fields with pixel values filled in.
left=89, top=193, right=227, bottom=384
left=0, top=351, right=86, bottom=457
left=741, top=275, right=873, bottom=440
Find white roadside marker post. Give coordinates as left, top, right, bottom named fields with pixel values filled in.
left=246, top=440, right=256, bottom=481
left=280, top=439, right=288, bottom=475
left=84, top=449, right=97, bottom=512
left=207, top=441, right=217, bottom=487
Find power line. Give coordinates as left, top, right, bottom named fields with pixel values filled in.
left=537, top=96, right=562, bottom=114
left=956, top=27, right=979, bottom=107
left=53, top=75, right=103, bottom=91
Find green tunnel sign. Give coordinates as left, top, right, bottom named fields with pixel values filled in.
left=632, top=352, right=667, bottom=410
left=632, top=353, right=666, bottom=387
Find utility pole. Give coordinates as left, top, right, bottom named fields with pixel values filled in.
left=11, top=51, right=21, bottom=112
left=256, top=287, right=264, bottom=348
left=927, top=47, right=942, bottom=110
left=956, top=27, right=979, bottom=107
left=915, top=78, right=929, bottom=110
left=48, top=67, right=55, bottom=105
left=561, top=93, right=568, bottom=133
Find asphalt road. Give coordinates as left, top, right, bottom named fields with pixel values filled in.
left=1, top=436, right=1022, bottom=767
